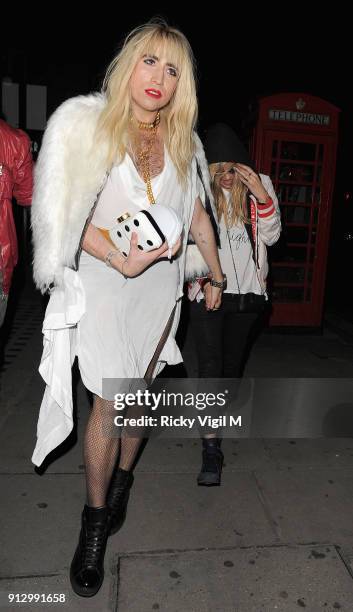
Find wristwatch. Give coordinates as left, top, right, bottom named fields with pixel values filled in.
left=209, top=274, right=227, bottom=290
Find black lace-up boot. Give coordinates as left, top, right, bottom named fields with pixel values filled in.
left=70, top=505, right=110, bottom=597
left=197, top=437, right=224, bottom=486
left=106, top=468, right=134, bottom=536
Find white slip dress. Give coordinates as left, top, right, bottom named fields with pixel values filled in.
left=76, top=147, right=184, bottom=399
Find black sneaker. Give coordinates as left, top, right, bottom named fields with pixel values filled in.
left=197, top=438, right=224, bottom=486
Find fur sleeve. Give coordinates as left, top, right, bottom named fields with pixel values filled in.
left=31, top=93, right=107, bottom=293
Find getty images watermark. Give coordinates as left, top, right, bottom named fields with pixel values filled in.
left=112, top=388, right=242, bottom=429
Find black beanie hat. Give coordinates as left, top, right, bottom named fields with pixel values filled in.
left=204, top=122, right=254, bottom=169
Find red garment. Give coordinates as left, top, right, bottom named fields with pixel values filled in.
left=0, top=119, right=33, bottom=294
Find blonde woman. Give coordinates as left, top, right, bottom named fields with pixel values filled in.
left=188, top=123, right=281, bottom=486
left=31, top=21, right=224, bottom=597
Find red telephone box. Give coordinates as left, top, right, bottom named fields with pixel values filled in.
left=250, top=93, right=340, bottom=326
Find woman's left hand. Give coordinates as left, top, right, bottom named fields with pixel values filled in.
left=235, top=163, right=270, bottom=202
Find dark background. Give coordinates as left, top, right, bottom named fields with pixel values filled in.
left=1, top=8, right=351, bottom=319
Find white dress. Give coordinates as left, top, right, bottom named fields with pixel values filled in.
left=76, top=148, right=185, bottom=399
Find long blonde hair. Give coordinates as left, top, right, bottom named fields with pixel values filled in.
left=95, top=19, right=198, bottom=184
left=209, top=163, right=250, bottom=228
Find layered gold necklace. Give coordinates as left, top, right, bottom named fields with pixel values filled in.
left=130, top=111, right=160, bottom=205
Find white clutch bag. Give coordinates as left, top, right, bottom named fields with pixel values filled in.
left=108, top=204, right=183, bottom=259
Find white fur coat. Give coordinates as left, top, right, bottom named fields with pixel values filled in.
left=31, top=92, right=216, bottom=293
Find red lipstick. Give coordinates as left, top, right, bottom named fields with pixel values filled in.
left=145, top=89, right=162, bottom=99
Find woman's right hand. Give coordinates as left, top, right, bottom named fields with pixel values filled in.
left=203, top=282, right=223, bottom=311
left=115, top=232, right=181, bottom=278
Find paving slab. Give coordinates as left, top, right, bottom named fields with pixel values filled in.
left=0, top=569, right=116, bottom=612
left=264, top=438, right=353, bottom=470
left=244, top=332, right=353, bottom=378
left=254, top=468, right=353, bottom=546
left=117, top=544, right=352, bottom=612
left=0, top=472, right=275, bottom=576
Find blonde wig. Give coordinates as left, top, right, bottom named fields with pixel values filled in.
left=95, top=19, right=198, bottom=183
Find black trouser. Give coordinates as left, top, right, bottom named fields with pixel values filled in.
left=189, top=294, right=259, bottom=378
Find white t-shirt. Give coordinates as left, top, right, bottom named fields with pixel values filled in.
left=219, top=189, right=262, bottom=295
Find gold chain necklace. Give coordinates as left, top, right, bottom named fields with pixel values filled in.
left=130, top=111, right=160, bottom=205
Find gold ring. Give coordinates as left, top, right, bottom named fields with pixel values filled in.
left=117, top=212, right=131, bottom=223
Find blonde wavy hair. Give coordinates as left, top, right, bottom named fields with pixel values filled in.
left=209, top=163, right=250, bottom=228
left=95, top=19, right=198, bottom=184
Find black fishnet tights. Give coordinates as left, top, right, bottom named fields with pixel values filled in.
left=83, top=306, right=176, bottom=507
left=83, top=397, right=120, bottom=507
left=83, top=396, right=149, bottom=507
